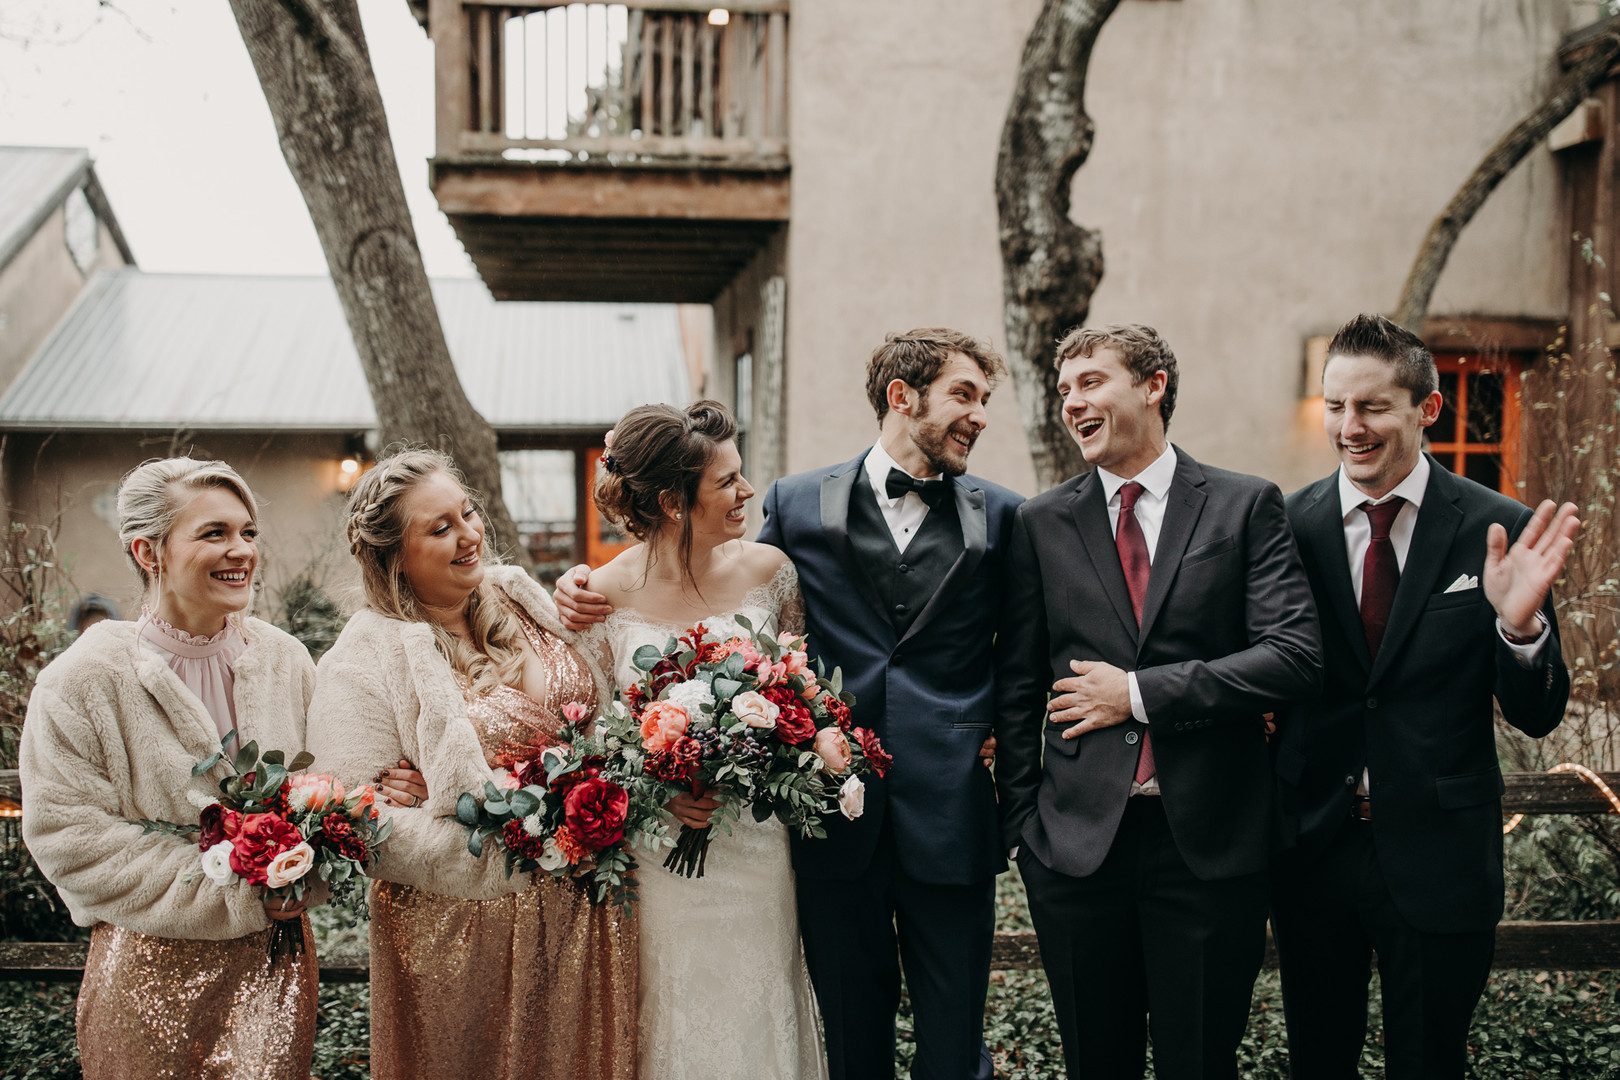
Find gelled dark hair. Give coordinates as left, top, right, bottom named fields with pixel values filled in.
left=1325, top=313, right=1438, bottom=405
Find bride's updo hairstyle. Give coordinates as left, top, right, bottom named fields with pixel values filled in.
left=594, top=400, right=738, bottom=586
left=117, top=457, right=260, bottom=597
left=345, top=447, right=527, bottom=695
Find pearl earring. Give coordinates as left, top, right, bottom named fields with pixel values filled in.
left=675, top=512, right=682, bottom=520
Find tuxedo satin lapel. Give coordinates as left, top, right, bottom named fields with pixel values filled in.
left=820, top=460, right=887, bottom=624
left=1367, top=466, right=1463, bottom=685
left=1298, top=482, right=1371, bottom=672
left=1070, top=474, right=1139, bottom=644
left=899, top=480, right=985, bottom=646
left=1136, top=456, right=1208, bottom=648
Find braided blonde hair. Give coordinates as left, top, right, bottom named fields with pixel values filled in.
left=344, top=448, right=527, bottom=694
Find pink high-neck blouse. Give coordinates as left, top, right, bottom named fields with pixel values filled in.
left=137, top=608, right=246, bottom=743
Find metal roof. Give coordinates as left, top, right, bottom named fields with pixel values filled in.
left=0, top=270, right=692, bottom=431
left=0, top=146, right=89, bottom=271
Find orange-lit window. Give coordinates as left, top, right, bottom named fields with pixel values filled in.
left=585, top=446, right=634, bottom=568
left=1428, top=353, right=1524, bottom=500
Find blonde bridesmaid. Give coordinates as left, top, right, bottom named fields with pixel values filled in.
left=305, top=448, right=637, bottom=1080
left=20, top=458, right=318, bottom=1080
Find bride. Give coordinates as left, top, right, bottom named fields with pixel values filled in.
left=581, top=400, right=827, bottom=1080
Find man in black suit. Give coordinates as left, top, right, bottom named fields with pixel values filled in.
left=994, top=324, right=1323, bottom=1080
left=1270, top=313, right=1578, bottom=1080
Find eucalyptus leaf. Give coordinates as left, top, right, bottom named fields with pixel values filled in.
left=467, top=831, right=484, bottom=857
left=457, top=792, right=480, bottom=826
left=485, top=799, right=510, bottom=816
left=288, top=750, right=315, bottom=772
left=734, top=613, right=754, bottom=633
left=192, top=752, right=223, bottom=777
left=633, top=644, right=664, bottom=671
left=508, top=790, right=539, bottom=818
left=714, top=677, right=743, bottom=699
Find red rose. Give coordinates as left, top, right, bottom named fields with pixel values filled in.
left=317, top=815, right=369, bottom=864
left=823, top=697, right=853, bottom=732
left=229, top=813, right=303, bottom=886
left=853, top=727, right=892, bottom=777
left=645, top=736, right=702, bottom=783
left=765, top=686, right=817, bottom=745
left=563, top=778, right=629, bottom=852
left=197, top=804, right=242, bottom=851
left=502, top=819, right=548, bottom=860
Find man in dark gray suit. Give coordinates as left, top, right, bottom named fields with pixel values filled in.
left=994, top=324, right=1323, bottom=1080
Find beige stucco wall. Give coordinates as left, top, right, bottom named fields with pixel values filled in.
left=4, top=431, right=361, bottom=619
left=784, top=0, right=1574, bottom=497
left=0, top=206, right=126, bottom=397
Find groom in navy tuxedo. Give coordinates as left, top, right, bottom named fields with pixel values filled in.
left=753, top=330, right=1022, bottom=1080
left=557, top=328, right=1021, bottom=1080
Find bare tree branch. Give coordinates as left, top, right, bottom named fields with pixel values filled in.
left=996, top=0, right=1124, bottom=492
left=1394, top=33, right=1620, bottom=333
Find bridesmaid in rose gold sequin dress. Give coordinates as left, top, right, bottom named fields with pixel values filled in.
left=305, top=450, right=637, bottom=1080
left=19, top=459, right=322, bottom=1080
left=367, top=611, right=637, bottom=1080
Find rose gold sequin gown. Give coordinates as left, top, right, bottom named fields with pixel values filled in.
left=76, top=615, right=317, bottom=1080
left=368, top=614, right=638, bottom=1080
left=77, top=919, right=317, bottom=1080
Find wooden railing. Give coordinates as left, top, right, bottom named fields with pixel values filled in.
left=430, top=0, right=789, bottom=165
left=2, top=769, right=1618, bottom=979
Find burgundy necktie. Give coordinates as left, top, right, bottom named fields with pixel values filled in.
left=1360, top=498, right=1404, bottom=658
left=1117, top=482, right=1154, bottom=785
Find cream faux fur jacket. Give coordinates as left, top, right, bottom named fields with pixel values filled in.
left=20, top=617, right=316, bottom=940
left=305, top=565, right=611, bottom=901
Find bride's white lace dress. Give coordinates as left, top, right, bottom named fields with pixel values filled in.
left=587, top=561, right=828, bottom=1080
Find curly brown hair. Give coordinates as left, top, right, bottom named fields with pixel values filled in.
left=864, top=328, right=1007, bottom=423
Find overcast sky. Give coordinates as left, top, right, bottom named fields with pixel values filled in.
left=0, top=0, right=477, bottom=278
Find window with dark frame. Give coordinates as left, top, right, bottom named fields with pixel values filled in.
left=1427, top=352, right=1524, bottom=501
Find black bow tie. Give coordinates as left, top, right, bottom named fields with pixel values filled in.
left=886, top=468, right=947, bottom=508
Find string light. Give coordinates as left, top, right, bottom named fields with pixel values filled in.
left=1502, top=762, right=1620, bottom=834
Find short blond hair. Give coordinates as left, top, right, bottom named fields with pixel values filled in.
left=116, top=458, right=260, bottom=591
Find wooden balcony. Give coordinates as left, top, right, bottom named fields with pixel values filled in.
left=415, top=0, right=790, bottom=302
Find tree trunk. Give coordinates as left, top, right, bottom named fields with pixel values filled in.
left=229, top=0, right=531, bottom=569
left=1394, top=31, right=1620, bottom=333
left=996, top=0, right=1124, bottom=492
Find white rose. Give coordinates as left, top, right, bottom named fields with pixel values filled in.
left=264, top=842, right=315, bottom=888
left=537, top=836, right=568, bottom=873
left=665, top=680, right=717, bottom=729
left=200, top=841, right=236, bottom=885
left=838, top=776, right=866, bottom=820
left=731, top=690, right=780, bottom=731
left=522, top=812, right=545, bottom=837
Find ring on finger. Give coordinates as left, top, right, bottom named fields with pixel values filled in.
left=410, top=793, right=421, bottom=808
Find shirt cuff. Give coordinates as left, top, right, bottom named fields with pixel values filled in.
left=1497, top=615, right=1550, bottom=667
left=1128, top=672, right=1148, bottom=724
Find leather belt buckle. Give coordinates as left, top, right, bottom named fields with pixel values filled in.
left=1349, top=795, right=1372, bottom=821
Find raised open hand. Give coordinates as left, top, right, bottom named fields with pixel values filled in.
left=1483, top=500, right=1580, bottom=638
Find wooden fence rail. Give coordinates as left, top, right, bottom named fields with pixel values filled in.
left=2, top=770, right=1617, bottom=980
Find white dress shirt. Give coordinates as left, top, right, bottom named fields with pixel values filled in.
left=1336, top=456, right=1546, bottom=795
left=863, top=440, right=943, bottom=554
left=1096, top=444, right=1177, bottom=796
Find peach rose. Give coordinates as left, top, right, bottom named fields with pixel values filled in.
left=776, top=633, right=812, bottom=678
left=344, top=785, right=376, bottom=820
left=812, top=728, right=852, bottom=775
left=264, top=841, right=316, bottom=888
left=287, top=773, right=345, bottom=813
left=639, top=700, right=691, bottom=753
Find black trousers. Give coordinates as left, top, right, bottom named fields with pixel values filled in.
left=1019, top=797, right=1269, bottom=1080
left=796, top=826, right=996, bottom=1080
left=1270, top=818, right=1495, bottom=1080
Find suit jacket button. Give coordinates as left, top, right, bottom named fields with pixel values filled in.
left=898, top=563, right=910, bottom=573
left=1345, top=775, right=1357, bottom=786
left=1366, top=697, right=1378, bottom=709
left=893, top=603, right=907, bottom=615
left=1125, top=730, right=1140, bottom=745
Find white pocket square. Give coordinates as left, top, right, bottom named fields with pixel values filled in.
left=1443, top=574, right=1479, bottom=593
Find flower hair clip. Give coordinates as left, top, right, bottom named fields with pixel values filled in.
left=601, top=453, right=619, bottom=474
left=600, top=428, right=618, bottom=473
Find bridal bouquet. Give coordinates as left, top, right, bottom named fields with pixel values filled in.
left=134, top=732, right=392, bottom=960
left=450, top=702, right=665, bottom=908
left=610, top=615, right=888, bottom=878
